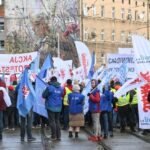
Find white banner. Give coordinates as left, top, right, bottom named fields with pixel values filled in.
left=107, top=53, right=136, bottom=79
left=132, top=35, right=150, bottom=129
left=75, top=41, right=91, bottom=78
left=118, top=48, right=134, bottom=54
left=0, top=52, right=38, bottom=74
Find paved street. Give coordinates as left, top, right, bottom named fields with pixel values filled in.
left=0, top=129, right=42, bottom=150
left=102, top=129, right=150, bottom=150
left=0, top=128, right=150, bottom=150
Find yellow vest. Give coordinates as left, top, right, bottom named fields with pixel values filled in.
left=111, top=88, right=116, bottom=93
left=131, top=90, right=138, bottom=105
left=63, top=87, right=72, bottom=106
left=117, top=95, right=129, bottom=107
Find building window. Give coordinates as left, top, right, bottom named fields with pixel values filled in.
left=112, top=7, right=115, bottom=19
left=101, top=6, right=105, bottom=17
left=0, top=0, right=4, bottom=5
left=129, top=0, right=131, bottom=5
left=127, top=9, right=132, bottom=20
left=92, top=4, right=96, bottom=16
left=112, top=30, right=115, bottom=41
left=135, top=1, right=138, bottom=6
left=91, top=29, right=96, bottom=41
left=0, top=41, right=4, bottom=49
left=112, top=0, right=115, bottom=2
left=121, top=8, right=125, bottom=20
left=0, top=22, right=4, bottom=31
left=135, top=10, right=138, bottom=20
left=122, top=0, right=124, bottom=4
left=121, top=31, right=125, bottom=42
left=83, top=4, right=88, bottom=16
left=143, top=2, right=145, bottom=7
left=84, top=29, right=88, bottom=41
left=127, top=32, right=132, bottom=43
left=100, top=29, right=104, bottom=41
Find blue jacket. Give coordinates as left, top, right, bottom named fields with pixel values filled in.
left=43, top=82, right=63, bottom=112
left=68, top=92, right=85, bottom=114
left=89, top=88, right=100, bottom=113
left=100, top=90, right=113, bottom=112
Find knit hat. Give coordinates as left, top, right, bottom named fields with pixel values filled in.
left=8, top=85, right=14, bottom=91
left=73, top=84, right=80, bottom=92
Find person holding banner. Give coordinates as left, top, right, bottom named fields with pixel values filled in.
left=87, top=79, right=102, bottom=142
left=0, top=78, right=6, bottom=141
left=114, top=82, right=136, bottom=133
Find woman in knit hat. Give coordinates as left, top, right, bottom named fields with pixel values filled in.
left=68, top=84, right=85, bottom=138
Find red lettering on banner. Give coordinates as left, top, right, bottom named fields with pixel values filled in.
left=140, top=72, right=150, bottom=112
left=81, top=53, right=87, bottom=77
left=59, top=69, right=65, bottom=79
left=9, top=55, right=33, bottom=63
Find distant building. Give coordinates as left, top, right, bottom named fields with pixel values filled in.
left=80, top=0, right=149, bottom=67
left=0, top=0, right=4, bottom=53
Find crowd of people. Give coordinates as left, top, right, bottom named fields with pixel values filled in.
left=0, top=76, right=149, bottom=142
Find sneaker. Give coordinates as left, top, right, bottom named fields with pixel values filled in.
left=27, top=137, right=36, bottom=142
left=88, top=136, right=99, bottom=142
left=97, top=136, right=103, bottom=141
left=110, top=134, right=114, bottom=137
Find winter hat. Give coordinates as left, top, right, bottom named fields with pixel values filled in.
left=8, top=85, right=14, bottom=91
left=73, top=84, right=80, bottom=92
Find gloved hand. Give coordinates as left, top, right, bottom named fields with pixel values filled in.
left=87, top=93, right=91, bottom=96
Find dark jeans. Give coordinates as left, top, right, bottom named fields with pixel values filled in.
left=4, top=107, right=15, bottom=128
left=118, top=105, right=134, bottom=130
left=20, top=112, right=33, bottom=139
left=131, top=104, right=139, bottom=127
left=63, top=106, right=69, bottom=129
left=100, top=111, right=109, bottom=136
left=0, top=111, right=3, bottom=138
left=108, top=111, right=113, bottom=134
left=48, top=110, right=61, bottom=139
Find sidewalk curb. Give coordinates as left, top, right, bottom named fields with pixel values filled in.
left=129, top=131, right=150, bottom=144
left=83, top=127, right=112, bottom=150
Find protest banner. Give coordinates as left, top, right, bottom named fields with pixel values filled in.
left=132, top=35, right=150, bottom=129
left=107, top=53, right=136, bottom=79
left=0, top=52, right=38, bottom=74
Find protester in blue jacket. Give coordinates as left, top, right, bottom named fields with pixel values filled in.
left=42, top=76, right=63, bottom=141
left=100, top=86, right=114, bottom=139
left=68, top=84, right=85, bottom=138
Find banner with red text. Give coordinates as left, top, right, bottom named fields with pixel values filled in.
left=0, top=52, right=38, bottom=74
left=75, top=41, right=91, bottom=78
left=132, top=35, right=150, bottom=129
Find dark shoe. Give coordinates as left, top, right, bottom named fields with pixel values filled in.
left=0, top=134, right=2, bottom=141
left=62, top=127, right=67, bottom=130
left=120, top=129, right=125, bottom=133
left=50, top=137, right=57, bottom=141
left=110, top=134, right=114, bottom=137
left=27, top=137, right=36, bottom=142
left=130, top=128, right=136, bottom=132
left=21, top=137, right=24, bottom=142
left=56, top=138, right=61, bottom=141
left=69, top=131, right=73, bottom=138
left=75, top=132, right=78, bottom=138
left=103, top=134, right=108, bottom=139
